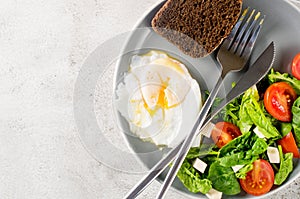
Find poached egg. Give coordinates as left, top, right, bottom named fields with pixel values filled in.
left=115, top=50, right=202, bottom=148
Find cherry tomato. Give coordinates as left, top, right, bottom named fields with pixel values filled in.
left=240, top=159, right=274, bottom=196
left=292, top=53, right=300, bottom=80
left=277, top=132, right=300, bottom=158
left=211, top=121, right=241, bottom=148
left=264, top=82, right=297, bottom=122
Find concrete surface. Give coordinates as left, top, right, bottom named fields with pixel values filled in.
left=1, top=0, right=300, bottom=198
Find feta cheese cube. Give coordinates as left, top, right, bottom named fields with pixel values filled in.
left=267, top=146, right=280, bottom=163
left=191, top=122, right=215, bottom=147
left=191, top=133, right=202, bottom=147
left=253, top=126, right=265, bottom=138
left=231, top=165, right=244, bottom=172
left=192, top=158, right=207, bottom=173
left=205, top=188, right=222, bottom=199
left=201, top=122, right=215, bottom=138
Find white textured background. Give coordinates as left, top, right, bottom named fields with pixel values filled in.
left=1, top=0, right=300, bottom=198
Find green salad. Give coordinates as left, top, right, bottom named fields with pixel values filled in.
left=177, top=66, right=300, bottom=197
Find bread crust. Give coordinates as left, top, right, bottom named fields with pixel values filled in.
left=151, top=0, right=243, bottom=58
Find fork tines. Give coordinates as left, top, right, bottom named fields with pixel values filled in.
left=225, top=7, right=265, bottom=58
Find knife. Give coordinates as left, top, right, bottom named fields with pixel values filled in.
left=124, top=41, right=275, bottom=199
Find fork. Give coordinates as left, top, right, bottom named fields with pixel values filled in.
left=124, top=8, right=265, bottom=199
left=218, top=8, right=264, bottom=78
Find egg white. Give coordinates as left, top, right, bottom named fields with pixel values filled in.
left=115, top=51, right=202, bottom=148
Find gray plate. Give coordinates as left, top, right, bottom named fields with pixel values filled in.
left=114, top=0, right=300, bottom=198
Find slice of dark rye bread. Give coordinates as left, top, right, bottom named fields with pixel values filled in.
left=151, top=0, right=243, bottom=58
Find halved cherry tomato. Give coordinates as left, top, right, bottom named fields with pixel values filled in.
left=277, top=132, right=300, bottom=158
left=211, top=121, right=241, bottom=148
left=240, top=159, right=274, bottom=196
left=292, top=53, right=300, bottom=80
left=264, top=82, right=297, bottom=122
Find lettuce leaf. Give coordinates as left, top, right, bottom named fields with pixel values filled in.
left=238, top=87, right=281, bottom=139
left=274, top=145, right=293, bottom=185
left=218, top=132, right=268, bottom=167
left=281, top=122, right=293, bottom=137
left=235, top=163, right=253, bottom=179
left=236, top=86, right=258, bottom=133
left=186, top=145, right=218, bottom=160
left=208, top=92, right=241, bottom=124
left=292, top=97, right=300, bottom=147
left=268, top=69, right=300, bottom=95
left=208, top=161, right=241, bottom=195
left=177, top=161, right=212, bottom=194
